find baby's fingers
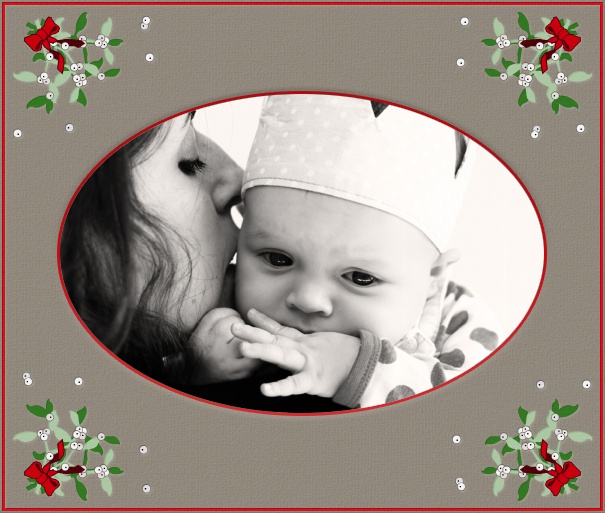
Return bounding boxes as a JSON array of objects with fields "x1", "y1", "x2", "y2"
[
  {"x1": 247, "y1": 309, "x2": 303, "y2": 340},
  {"x1": 232, "y1": 322, "x2": 295, "y2": 347},
  {"x1": 240, "y1": 341, "x2": 305, "y2": 372},
  {"x1": 260, "y1": 373, "x2": 315, "y2": 397}
]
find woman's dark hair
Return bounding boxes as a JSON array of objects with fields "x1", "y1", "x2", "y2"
[{"x1": 60, "y1": 122, "x2": 196, "y2": 383}]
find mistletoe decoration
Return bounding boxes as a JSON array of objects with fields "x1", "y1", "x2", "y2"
[
  {"x1": 483, "y1": 13, "x2": 591, "y2": 113},
  {"x1": 13, "y1": 399, "x2": 123, "y2": 500},
  {"x1": 14, "y1": 13, "x2": 122, "y2": 113},
  {"x1": 482, "y1": 399, "x2": 592, "y2": 501}
]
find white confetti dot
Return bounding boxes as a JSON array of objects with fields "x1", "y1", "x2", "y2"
[
  {"x1": 141, "y1": 23, "x2": 148, "y2": 30},
  {"x1": 74, "y1": 376, "x2": 83, "y2": 385},
  {"x1": 145, "y1": 53, "x2": 154, "y2": 62},
  {"x1": 452, "y1": 435, "x2": 461, "y2": 444},
  {"x1": 24, "y1": 378, "x2": 32, "y2": 386},
  {"x1": 66, "y1": 123, "x2": 74, "y2": 133},
  {"x1": 142, "y1": 16, "x2": 151, "y2": 24},
  {"x1": 140, "y1": 445, "x2": 148, "y2": 454},
  {"x1": 457, "y1": 483, "x2": 466, "y2": 491},
  {"x1": 456, "y1": 58, "x2": 465, "y2": 67},
  {"x1": 582, "y1": 380, "x2": 591, "y2": 388},
  {"x1": 13, "y1": 129, "x2": 22, "y2": 138},
  {"x1": 460, "y1": 17, "x2": 469, "y2": 26},
  {"x1": 536, "y1": 380, "x2": 544, "y2": 388},
  {"x1": 577, "y1": 124, "x2": 585, "y2": 133},
  {"x1": 142, "y1": 484, "x2": 151, "y2": 493}
]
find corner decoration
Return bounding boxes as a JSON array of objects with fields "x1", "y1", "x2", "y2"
[
  {"x1": 482, "y1": 399, "x2": 592, "y2": 501},
  {"x1": 14, "y1": 13, "x2": 122, "y2": 113},
  {"x1": 13, "y1": 399, "x2": 123, "y2": 500},
  {"x1": 483, "y1": 13, "x2": 591, "y2": 113}
]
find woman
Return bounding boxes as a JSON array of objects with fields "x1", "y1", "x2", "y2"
[{"x1": 60, "y1": 110, "x2": 346, "y2": 412}]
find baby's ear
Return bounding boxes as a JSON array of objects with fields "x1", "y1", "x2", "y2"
[{"x1": 427, "y1": 248, "x2": 460, "y2": 298}]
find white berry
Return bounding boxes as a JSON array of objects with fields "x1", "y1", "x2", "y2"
[
  {"x1": 557, "y1": 433, "x2": 565, "y2": 441},
  {"x1": 140, "y1": 445, "x2": 148, "y2": 454},
  {"x1": 552, "y1": 413, "x2": 559, "y2": 421},
  {"x1": 77, "y1": 443, "x2": 83, "y2": 450},
  {"x1": 460, "y1": 17, "x2": 469, "y2": 26},
  {"x1": 527, "y1": 63, "x2": 535, "y2": 71},
  {"x1": 522, "y1": 63, "x2": 528, "y2": 70},
  {"x1": 79, "y1": 471, "x2": 87, "y2": 478},
  {"x1": 536, "y1": 463, "x2": 544, "y2": 471},
  {"x1": 500, "y1": 433, "x2": 507, "y2": 440},
  {"x1": 452, "y1": 435, "x2": 461, "y2": 444},
  {"x1": 45, "y1": 53, "x2": 54, "y2": 61},
  {"x1": 45, "y1": 452, "x2": 53, "y2": 460},
  {"x1": 40, "y1": 72, "x2": 48, "y2": 80},
  {"x1": 500, "y1": 73, "x2": 507, "y2": 80},
  {"x1": 74, "y1": 377, "x2": 82, "y2": 385},
  {"x1": 141, "y1": 22, "x2": 149, "y2": 30},
  {"x1": 455, "y1": 477, "x2": 463, "y2": 484},
  {"x1": 536, "y1": 42, "x2": 544, "y2": 50},
  {"x1": 94, "y1": 39, "x2": 102, "y2": 47},
  {"x1": 98, "y1": 432, "x2": 105, "y2": 441},
  {"x1": 527, "y1": 442, "x2": 535, "y2": 450},
  {"x1": 519, "y1": 35, "x2": 526, "y2": 42},
  {"x1": 531, "y1": 131, "x2": 539, "y2": 139},
  {"x1": 552, "y1": 53, "x2": 559, "y2": 60},
  {"x1": 519, "y1": 471, "x2": 526, "y2": 478},
  {"x1": 503, "y1": 39, "x2": 510, "y2": 47},
  {"x1": 40, "y1": 433, "x2": 48, "y2": 441},
  {"x1": 98, "y1": 72, "x2": 105, "y2": 80},
  {"x1": 45, "y1": 413, "x2": 54, "y2": 421},
  {"x1": 456, "y1": 58, "x2": 465, "y2": 67},
  {"x1": 143, "y1": 484, "x2": 151, "y2": 493},
  {"x1": 552, "y1": 452, "x2": 559, "y2": 460},
  {"x1": 45, "y1": 91, "x2": 54, "y2": 100},
  {"x1": 14, "y1": 129, "x2": 23, "y2": 138},
  {"x1": 61, "y1": 42, "x2": 69, "y2": 50},
  {"x1": 70, "y1": 441, "x2": 78, "y2": 450},
  {"x1": 526, "y1": 431, "x2": 532, "y2": 438},
  {"x1": 551, "y1": 92, "x2": 559, "y2": 100},
  {"x1": 70, "y1": 63, "x2": 78, "y2": 72},
  {"x1": 61, "y1": 463, "x2": 69, "y2": 471},
  {"x1": 457, "y1": 482, "x2": 466, "y2": 491},
  {"x1": 145, "y1": 53, "x2": 154, "y2": 62},
  {"x1": 95, "y1": 466, "x2": 102, "y2": 474},
  {"x1": 582, "y1": 378, "x2": 590, "y2": 385}
]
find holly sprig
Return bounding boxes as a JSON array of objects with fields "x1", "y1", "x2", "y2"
[
  {"x1": 14, "y1": 13, "x2": 122, "y2": 113},
  {"x1": 482, "y1": 13, "x2": 591, "y2": 113},
  {"x1": 482, "y1": 399, "x2": 591, "y2": 501},
  {"x1": 13, "y1": 399, "x2": 123, "y2": 500}
]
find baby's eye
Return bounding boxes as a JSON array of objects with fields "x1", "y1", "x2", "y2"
[
  {"x1": 343, "y1": 271, "x2": 377, "y2": 287},
  {"x1": 261, "y1": 252, "x2": 293, "y2": 267}
]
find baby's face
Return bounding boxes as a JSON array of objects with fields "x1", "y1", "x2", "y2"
[{"x1": 235, "y1": 187, "x2": 439, "y2": 342}]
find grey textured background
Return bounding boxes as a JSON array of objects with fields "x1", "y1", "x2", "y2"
[{"x1": 2, "y1": 2, "x2": 602, "y2": 510}]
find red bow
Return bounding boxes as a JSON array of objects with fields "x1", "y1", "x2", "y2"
[
  {"x1": 520, "y1": 440, "x2": 581, "y2": 497},
  {"x1": 23, "y1": 17, "x2": 84, "y2": 73},
  {"x1": 23, "y1": 441, "x2": 84, "y2": 496},
  {"x1": 519, "y1": 17, "x2": 581, "y2": 72}
]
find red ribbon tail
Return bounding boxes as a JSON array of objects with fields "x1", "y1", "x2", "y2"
[
  {"x1": 52, "y1": 50, "x2": 65, "y2": 73},
  {"x1": 540, "y1": 51, "x2": 551, "y2": 72},
  {"x1": 546, "y1": 476, "x2": 562, "y2": 496}
]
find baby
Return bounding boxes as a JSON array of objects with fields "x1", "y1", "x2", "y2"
[{"x1": 194, "y1": 94, "x2": 501, "y2": 408}]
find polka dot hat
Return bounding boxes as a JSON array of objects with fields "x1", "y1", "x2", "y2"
[{"x1": 243, "y1": 94, "x2": 475, "y2": 251}]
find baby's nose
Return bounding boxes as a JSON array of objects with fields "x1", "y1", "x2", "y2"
[{"x1": 286, "y1": 282, "x2": 333, "y2": 316}]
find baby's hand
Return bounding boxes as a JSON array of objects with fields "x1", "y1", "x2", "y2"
[
  {"x1": 232, "y1": 309, "x2": 360, "y2": 398},
  {"x1": 189, "y1": 308, "x2": 262, "y2": 385}
]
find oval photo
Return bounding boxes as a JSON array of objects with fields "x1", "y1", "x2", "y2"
[{"x1": 59, "y1": 93, "x2": 545, "y2": 414}]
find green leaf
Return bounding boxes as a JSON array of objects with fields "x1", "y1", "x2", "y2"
[
  {"x1": 52, "y1": 426, "x2": 71, "y2": 444},
  {"x1": 534, "y1": 473, "x2": 549, "y2": 482},
  {"x1": 83, "y1": 449, "x2": 89, "y2": 467},
  {"x1": 559, "y1": 52, "x2": 572, "y2": 62},
  {"x1": 54, "y1": 486, "x2": 64, "y2": 497},
  {"x1": 485, "y1": 68, "x2": 501, "y2": 77},
  {"x1": 517, "y1": 450, "x2": 522, "y2": 467},
  {"x1": 557, "y1": 95, "x2": 579, "y2": 109},
  {"x1": 507, "y1": 63, "x2": 521, "y2": 75},
  {"x1": 482, "y1": 466, "x2": 497, "y2": 474},
  {"x1": 482, "y1": 38, "x2": 497, "y2": 46},
  {"x1": 104, "y1": 435, "x2": 120, "y2": 445},
  {"x1": 518, "y1": 479, "x2": 530, "y2": 501},
  {"x1": 534, "y1": 70, "x2": 553, "y2": 88},
  {"x1": 506, "y1": 437, "x2": 521, "y2": 450},
  {"x1": 104, "y1": 48, "x2": 114, "y2": 65},
  {"x1": 552, "y1": 99, "x2": 560, "y2": 114},
  {"x1": 74, "y1": 478, "x2": 88, "y2": 501},
  {"x1": 69, "y1": 87, "x2": 79, "y2": 103},
  {"x1": 568, "y1": 431, "x2": 592, "y2": 442},
  {"x1": 552, "y1": 400, "x2": 560, "y2": 414},
  {"x1": 517, "y1": 12, "x2": 531, "y2": 35},
  {"x1": 55, "y1": 472, "x2": 71, "y2": 482},
  {"x1": 13, "y1": 71, "x2": 38, "y2": 82},
  {"x1": 491, "y1": 448, "x2": 501, "y2": 465},
  {"x1": 518, "y1": 89, "x2": 528, "y2": 107},
  {"x1": 541, "y1": 488, "x2": 550, "y2": 496},
  {"x1": 84, "y1": 437, "x2": 98, "y2": 450},
  {"x1": 526, "y1": 87, "x2": 536, "y2": 103},
  {"x1": 84, "y1": 64, "x2": 98, "y2": 76},
  {"x1": 546, "y1": 411, "x2": 557, "y2": 428},
  {"x1": 526, "y1": 411, "x2": 536, "y2": 426},
  {"x1": 48, "y1": 83, "x2": 59, "y2": 102},
  {"x1": 568, "y1": 22, "x2": 579, "y2": 30},
  {"x1": 26, "y1": 96, "x2": 49, "y2": 109},
  {"x1": 54, "y1": 71, "x2": 71, "y2": 87},
  {"x1": 104, "y1": 448, "x2": 114, "y2": 465},
  {"x1": 493, "y1": 476, "x2": 505, "y2": 496},
  {"x1": 77, "y1": 89, "x2": 87, "y2": 107},
  {"x1": 26, "y1": 482, "x2": 37, "y2": 491},
  {"x1": 74, "y1": 12, "x2": 87, "y2": 35},
  {"x1": 90, "y1": 58, "x2": 103, "y2": 69},
  {"x1": 534, "y1": 427, "x2": 551, "y2": 443},
  {"x1": 26, "y1": 22, "x2": 36, "y2": 30},
  {"x1": 568, "y1": 71, "x2": 592, "y2": 82},
  {"x1": 502, "y1": 444, "x2": 515, "y2": 455},
  {"x1": 518, "y1": 407, "x2": 528, "y2": 424},
  {"x1": 558, "y1": 404, "x2": 579, "y2": 417},
  {"x1": 32, "y1": 53, "x2": 45, "y2": 62},
  {"x1": 101, "y1": 476, "x2": 113, "y2": 496},
  {"x1": 108, "y1": 38, "x2": 123, "y2": 46},
  {"x1": 493, "y1": 17, "x2": 505, "y2": 37},
  {"x1": 502, "y1": 57, "x2": 515, "y2": 68},
  {"x1": 45, "y1": 100, "x2": 53, "y2": 114},
  {"x1": 491, "y1": 48, "x2": 501, "y2": 65},
  {"x1": 13, "y1": 431, "x2": 37, "y2": 442},
  {"x1": 32, "y1": 450, "x2": 45, "y2": 460},
  {"x1": 109, "y1": 466, "x2": 124, "y2": 474},
  {"x1": 534, "y1": 31, "x2": 549, "y2": 40},
  {"x1": 70, "y1": 410, "x2": 79, "y2": 426},
  {"x1": 104, "y1": 68, "x2": 120, "y2": 77},
  {"x1": 560, "y1": 450, "x2": 572, "y2": 460},
  {"x1": 100, "y1": 17, "x2": 112, "y2": 37},
  {"x1": 485, "y1": 435, "x2": 500, "y2": 445},
  {"x1": 91, "y1": 443, "x2": 104, "y2": 455},
  {"x1": 83, "y1": 46, "x2": 89, "y2": 64},
  {"x1": 77, "y1": 407, "x2": 87, "y2": 424}
]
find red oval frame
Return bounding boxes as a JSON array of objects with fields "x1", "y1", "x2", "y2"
[{"x1": 56, "y1": 91, "x2": 548, "y2": 416}]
